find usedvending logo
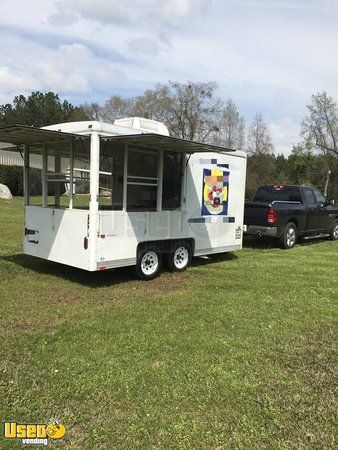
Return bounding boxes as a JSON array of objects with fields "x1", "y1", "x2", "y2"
[{"x1": 4, "y1": 419, "x2": 66, "y2": 446}]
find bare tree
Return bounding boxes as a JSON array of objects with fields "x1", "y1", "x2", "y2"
[
  {"x1": 100, "y1": 81, "x2": 223, "y2": 143},
  {"x1": 100, "y1": 95, "x2": 136, "y2": 122},
  {"x1": 133, "y1": 85, "x2": 173, "y2": 123},
  {"x1": 81, "y1": 102, "x2": 102, "y2": 120},
  {"x1": 247, "y1": 114, "x2": 274, "y2": 155},
  {"x1": 166, "y1": 81, "x2": 222, "y2": 142},
  {"x1": 302, "y1": 91, "x2": 338, "y2": 157},
  {"x1": 216, "y1": 99, "x2": 245, "y2": 150}
]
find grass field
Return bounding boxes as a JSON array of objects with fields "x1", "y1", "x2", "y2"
[{"x1": 0, "y1": 198, "x2": 337, "y2": 449}]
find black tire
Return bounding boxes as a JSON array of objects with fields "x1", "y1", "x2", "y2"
[
  {"x1": 279, "y1": 222, "x2": 297, "y2": 249},
  {"x1": 166, "y1": 241, "x2": 192, "y2": 272},
  {"x1": 135, "y1": 247, "x2": 162, "y2": 280},
  {"x1": 329, "y1": 219, "x2": 338, "y2": 241}
]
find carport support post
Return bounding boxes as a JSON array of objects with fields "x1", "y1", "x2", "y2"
[
  {"x1": 88, "y1": 132, "x2": 100, "y2": 271},
  {"x1": 23, "y1": 144, "x2": 29, "y2": 206}
]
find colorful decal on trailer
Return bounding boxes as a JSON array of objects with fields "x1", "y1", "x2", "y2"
[{"x1": 201, "y1": 168, "x2": 229, "y2": 216}]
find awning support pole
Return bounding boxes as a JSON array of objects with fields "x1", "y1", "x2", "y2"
[
  {"x1": 69, "y1": 141, "x2": 74, "y2": 209},
  {"x1": 88, "y1": 132, "x2": 100, "y2": 271},
  {"x1": 180, "y1": 153, "x2": 187, "y2": 230},
  {"x1": 157, "y1": 149, "x2": 163, "y2": 212},
  {"x1": 23, "y1": 144, "x2": 29, "y2": 206},
  {"x1": 55, "y1": 148, "x2": 61, "y2": 207},
  {"x1": 42, "y1": 145, "x2": 47, "y2": 207},
  {"x1": 123, "y1": 143, "x2": 128, "y2": 211}
]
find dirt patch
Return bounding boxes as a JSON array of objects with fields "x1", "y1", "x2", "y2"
[
  {"x1": 1, "y1": 320, "x2": 57, "y2": 335},
  {"x1": 115, "y1": 271, "x2": 195, "y2": 296},
  {"x1": 152, "y1": 360, "x2": 165, "y2": 369}
]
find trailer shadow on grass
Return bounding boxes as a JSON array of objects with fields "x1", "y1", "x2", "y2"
[{"x1": 0, "y1": 252, "x2": 238, "y2": 287}]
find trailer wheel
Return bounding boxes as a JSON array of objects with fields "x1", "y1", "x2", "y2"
[
  {"x1": 135, "y1": 248, "x2": 162, "y2": 280},
  {"x1": 167, "y1": 242, "x2": 192, "y2": 272},
  {"x1": 329, "y1": 219, "x2": 338, "y2": 240},
  {"x1": 280, "y1": 222, "x2": 297, "y2": 249}
]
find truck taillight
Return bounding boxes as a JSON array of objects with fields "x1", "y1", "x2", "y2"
[{"x1": 267, "y1": 209, "x2": 277, "y2": 224}]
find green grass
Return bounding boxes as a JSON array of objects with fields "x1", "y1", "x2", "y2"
[{"x1": 0, "y1": 198, "x2": 337, "y2": 449}]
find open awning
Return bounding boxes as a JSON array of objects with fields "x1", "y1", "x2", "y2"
[
  {"x1": 0, "y1": 125, "x2": 88, "y2": 147},
  {"x1": 101, "y1": 133, "x2": 235, "y2": 154},
  {"x1": 0, "y1": 126, "x2": 236, "y2": 153}
]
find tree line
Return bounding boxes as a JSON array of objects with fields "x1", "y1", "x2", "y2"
[{"x1": 0, "y1": 84, "x2": 337, "y2": 199}]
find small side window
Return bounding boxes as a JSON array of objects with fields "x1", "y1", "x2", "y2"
[
  {"x1": 313, "y1": 189, "x2": 326, "y2": 206},
  {"x1": 286, "y1": 187, "x2": 302, "y2": 203},
  {"x1": 303, "y1": 188, "x2": 316, "y2": 207}
]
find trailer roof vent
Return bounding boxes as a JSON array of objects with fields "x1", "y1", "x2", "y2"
[{"x1": 113, "y1": 117, "x2": 170, "y2": 136}]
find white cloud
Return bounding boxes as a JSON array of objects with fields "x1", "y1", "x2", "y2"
[
  {"x1": 270, "y1": 117, "x2": 301, "y2": 155},
  {"x1": 0, "y1": 66, "x2": 39, "y2": 95},
  {"x1": 126, "y1": 36, "x2": 160, "y2": 55},
  {"x1": 48, "y1": 12, "x2": 77, "y2": 27},
  {"x1": 49, "y1": 0, "x2": 134, "y2": 26},
  {"x1": 155, "y1": 0, "x2": 213, "y2": 21},
  {"x1": 48, "y1": 0, "x2": 214, "y2": 31},
  {"x1": 0, "y1": 35, "x2": 127, "y2": 104},
  {"x1": 35, "y1": 62, "x2": 89, "y2": 92}
]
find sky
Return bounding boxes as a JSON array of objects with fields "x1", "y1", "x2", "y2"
[{"x1": 0, "y1": 0, "x2": 337, "y2": 154}]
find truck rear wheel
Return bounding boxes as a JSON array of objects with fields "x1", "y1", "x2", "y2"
[
  {"x1": 329, "y1": 219, "x2": 338, "y2": 240},
  {"x1": 166, "y1": 242, "x2": 192, "y2": 272},
  {"x1": 280, "y1": 222, "x2": 297, "y2": 249},
  {"x1": 135, "y1": 248, "x2": 162, "y2": 280}
]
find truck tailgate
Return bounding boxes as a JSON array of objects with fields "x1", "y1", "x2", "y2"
[{"x1": 244, "y1": 201, "x2": 270, "y2": 226}]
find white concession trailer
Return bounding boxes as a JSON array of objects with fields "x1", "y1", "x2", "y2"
[{"x1": 0, "y1": 119, "x2": 247, "y2": 279}]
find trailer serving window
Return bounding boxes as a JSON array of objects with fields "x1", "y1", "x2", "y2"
[
  {"x1": 25, "y1": 145, "x2": 43, "y2": 206},
  {"x1": 24, "y1": 140, "x2": 90, "y2": 209},
  {"x1": 98, "y1": 140, "x2": 183, "y2": 212},
  {"x1": 162, "y1": 151, "x2": 183, "y2": 210},
  {"x1": 127, "y1": 148, "x2": 159, "y2": 211},
  {"x1": 43, "y1": 143, "x2": 71, "y2": 207},
  {"x1": 99, "y1": 142, "x2": 124, "y2": 210},
  {"x1": 18, "y1": 143, "x2": 69, "y2": 207}
]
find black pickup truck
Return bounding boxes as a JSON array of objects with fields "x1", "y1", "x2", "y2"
[{"x1": 244, "y1": 185, "x2": 338, "y2": 248}]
